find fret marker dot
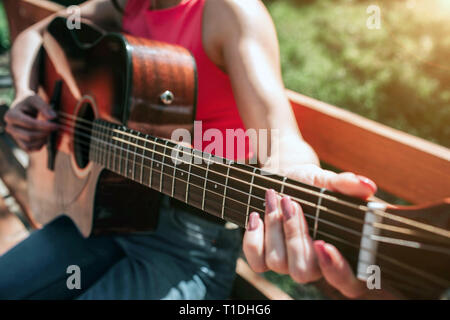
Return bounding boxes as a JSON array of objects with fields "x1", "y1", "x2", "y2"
[{"x1": 214, "y1": 184, "x2": 217, "y2": 189}]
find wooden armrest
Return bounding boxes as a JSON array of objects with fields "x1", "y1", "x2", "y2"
[{"x1": 289, "y1": 89, "x2": 450, "y2": 204}]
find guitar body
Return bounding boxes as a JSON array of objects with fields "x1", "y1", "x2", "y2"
[{"x1": 28, "y1": 18, "x2": 197, "y2": 236}]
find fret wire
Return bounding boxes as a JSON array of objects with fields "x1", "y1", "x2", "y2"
[
  {"x1": 140, "y1": 134, "x2": 147, "y2": 185},
  {"x1": 102, "y1": 124, "x2": 109, "y2": 166},
  {"x1": 280, "y1": 176, "x2": 287, "y2": 194},
  {"x1": 150, "y1": 137, "x2": 157, "y2": 188},
  {"x1": 96, "y1": 124, "x2": 102, "y2": 165},
  {"x1": 246, "y1": 167, "x2": 257, "y2": 228},
  {"x1": 160, "y1": 140, "x2": 169, "y2": 192},
  {"x1": 132, "y1": 131, "x2": 139, "y2": 181},
  {"x1": 96, "y1": 124, "x2": 102, "y2": 164},
  {"x1": 105, "y1": 123, "x2": 111, "y2": 169},
  {"x1": 185, "y1": 148, "x2": 193, "y2": 204},
  {"x1": 171, "y1": 145, "x2": 178, "y2": 198},
  {"x1": 201, "y1": 154, "x2": 212, "y2": 211},
  {"x1": 313, "y1": 188, "x2": 326, "y2": 239},
  {"x1": 102, "y1": 124, "x2": 108, "y2": 167},
  {"x1": 124, "y1": 130, "x2": 131, "y2": 178},
  {"x1": 221, "y1": 164, "x2": 231, "y2": 220},
  {"x1": 96, "y1": 124, "x2": 101, "y2": 163},
  {"x1": 111, "y1": 127, "x2": 117, "y2": 171},
  {"x1": 118, "y1": 127, "x2": 123, "y2": 175}
]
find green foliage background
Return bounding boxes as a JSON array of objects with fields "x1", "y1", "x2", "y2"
[{"x1": 265, "y1": 0, "x2": 450, "y2": 148}]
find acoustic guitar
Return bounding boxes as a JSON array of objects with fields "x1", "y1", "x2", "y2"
[{"x1": 28, "y1": 17, "x2": 449, "y2": 299}]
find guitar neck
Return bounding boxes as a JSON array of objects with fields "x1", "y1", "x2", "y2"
[{"x1": 88, "y1": 120, "x2": 368, "y2": 231}]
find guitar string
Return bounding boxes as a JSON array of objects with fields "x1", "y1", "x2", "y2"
[
  {"x1": 315, "y1": 229, "x2": 449, "y2": 289},
  {"x1": 55, "y1": 118, "x2": 450, "y2": 256},
  {"x1": 56, "y1": 113, "x2": 450, "y2": 243},
  {"x1": 52, "y1": 121, "x2": 450, "y2": 289},
  {"x1": 57, "y1": 111, "x2": 450, "y2": 239},
  {"x1": 53, "y1": 130, "x2": 450, "y2": 291},
  {"x1": 56, "y1": 115, "x2": 450, "y2": 246}
]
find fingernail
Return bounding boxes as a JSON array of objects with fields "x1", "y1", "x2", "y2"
[
  {"x1": 248, "y1": 212, "x2": 259, "y2": 231},
  {"x1": 356, "y1": 175, "x2": 377, "y2": 193},
  {"x1": 265, "y1": 189, "x2": 277, "y2": 214},
  {"x1": 281, "y1": 196, "x2": 294, "y2": 221},
  {"x1": 315, "y1": 241, "x2": 332, "y2": 265}
]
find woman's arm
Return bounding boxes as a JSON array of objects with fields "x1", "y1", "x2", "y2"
[
  {"x1": 7, "y1": 0, "x2": 126, "y2": 151},
  {"x1": 204, "y1": 0, "x2": 392, "y2": 299}
]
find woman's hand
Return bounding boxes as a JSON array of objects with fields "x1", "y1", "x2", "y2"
[
  {"x1": 5, "y1": 91, "x2": 58, "y2": 152},
  {"x1": 242, "y1": 164, "x2": 395, "y2": 299}
]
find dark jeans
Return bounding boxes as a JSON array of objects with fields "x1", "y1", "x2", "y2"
[{"x1": 0, "y1": 196, "x2": 242, "y2": 299}]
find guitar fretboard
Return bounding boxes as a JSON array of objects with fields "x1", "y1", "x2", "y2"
[{"x1": 88, "y1": 120, "x2": 367, "y2": 234}]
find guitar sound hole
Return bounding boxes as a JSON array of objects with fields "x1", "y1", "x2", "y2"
[{"x1": 74, "y1": 102, "x2": 94, "y2": 169}]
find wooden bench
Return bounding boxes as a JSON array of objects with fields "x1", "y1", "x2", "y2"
[{"x1": 2, "y1": 0, "x2": 449, "y2": 300}]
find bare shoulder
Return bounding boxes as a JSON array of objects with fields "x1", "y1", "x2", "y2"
[
  {"x1": 204, "y1": 0, "x2": 274, "y2": 36},
  {"x1": 202, "y1": 0, "x2": 277, "y2": 70}
]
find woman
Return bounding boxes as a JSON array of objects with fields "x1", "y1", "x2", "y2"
[{"x1": 2, "y1": 0, "x2": 387, "y2": 299}]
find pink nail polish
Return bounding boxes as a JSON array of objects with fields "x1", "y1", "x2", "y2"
[
  {"x1": 265, "y1": 189, "x2": 277, "y2": 213},
  {"x1": 248, "y1": 212, "x2": 259, "y2": 231},
  {"x1": 281, "y1": 196, "x2": 293, "y2": 220},
  {"x1": 356, "y1": 175, "x2": 377, "y2": 193},
  {"x1": 315, "y1": 241, "x2": 332, "y2": 265}
]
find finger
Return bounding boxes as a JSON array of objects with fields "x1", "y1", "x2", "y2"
[
  {"x1": 28, "y1": 95, "x2": 57, "y2": 120},
  {"x1": 6, "y1": 124, "x2": 51, "y2": 143},
  {"x1": 314, "y1": 240, "x2": 366, "y2": 298},
  {"x1": 264, "y1": 189, "x2": 288, "y2": 274},
  {"x1": 243, "y1": 212, "x2": 268, "y2": 273},
  {"x1": 5, "y1": 110, "x2": 59, "y2": 132},
  {"x1": 282, "y1": 199, "x2": 321, "y2": 283},
  {"x1": 329, "y1": 172, "x2": 377, "y2": 199},
  {"x1": 16, "y1": 138, "x2": 47, "y2": 152},
  {"x1": 285, "y1": 165, "x2": 377, "y2": 200}
]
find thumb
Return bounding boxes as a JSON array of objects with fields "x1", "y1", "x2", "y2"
[
  {"x1": 284, "y1": 165, "x2": 377, "y2": 200},
  {"x1": 28, "y1": 95, "x2": 57, "y2": 120},
  {"x1": 329, "y1": 172, "x2": 377, "y2": 199}
]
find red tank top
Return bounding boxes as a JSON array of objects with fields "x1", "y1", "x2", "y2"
[{"x1": 122, "y1": 0, "x2": 251, "y2": 160}]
